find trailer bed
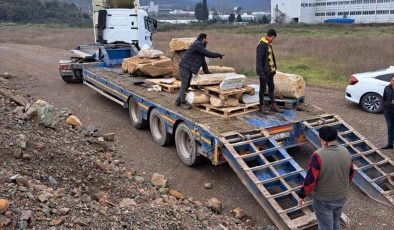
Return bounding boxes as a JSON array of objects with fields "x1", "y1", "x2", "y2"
[
  {"x1": 88, "y1": 67, "x2": 324, "y2": 135},
  {"x1": 82, "y1": 66, "x2": 394, "y2": 230}
]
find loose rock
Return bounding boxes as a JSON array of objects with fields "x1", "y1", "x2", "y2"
[
  {"x1": 231, "y1": 207, "x2": 246, "y2": 219},
  {"x1": 103, "y1": 133, "x2": 116, "y2": 141},
  {"x1": 204, "y1": 182, "x2": 212, "y2": 189},
  {"x1": 119, "y1": 198, "x2": 136, "y2": 208},
  {"x1": 19, "y1": 210, "x2": 33, "y2": 221},
  {"x1": 207, "y1": 198, "x2": 222, "y2": 213},
  {"x1": 168, "y1": 189, "x2": 184, "y2": 200},
  {"x1": 151, "y1": 173, "x2": 167, "y2": 188},
  {"x1": 66, "y1": 115, "x2": 82, "y2": 127}
]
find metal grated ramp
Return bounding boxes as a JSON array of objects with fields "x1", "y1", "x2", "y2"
[
  {"x1": 219, "y1": 131, "x2": 319, "y2": 230},
  {"x1": 303, "y1": 114, "x2": 394, "y2": 207}
]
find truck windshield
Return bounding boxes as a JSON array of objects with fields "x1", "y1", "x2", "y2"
[{"x1": 144, "y1": 16, "x2": 157, "y2": 33}]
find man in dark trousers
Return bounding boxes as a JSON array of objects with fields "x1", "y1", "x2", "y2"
[
  {"x1": 256, "y1": 29, "x2": 284, "y2": 114},
  {"x1": 297, "y1": 126, "x2": 354, "y2": 230},
  {"x1": 382, "y1": 75, "x2": 394, "y2": 149},
  {"x1": 175, "y1": 33, "x2": 224, "y2": 109}
]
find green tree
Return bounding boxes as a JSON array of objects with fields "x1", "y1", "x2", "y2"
[
  {"x1": 228, "y1": 13, "x2": 235, "y2": 23},
  {"x1": 194, "y1": 2, "x2": 205, "y2": 21},
  {"x1": 236, "y1": 14, "x2": 242, "y2": 22},
  {"x1": 202, "y1": 0, "x2": 209, "y2": 21},
  {"x1": 261, "y1": 15, "x2": 269, "y2": 24}
]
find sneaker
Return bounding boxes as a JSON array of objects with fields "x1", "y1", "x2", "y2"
[
  {"x1": 381, "y1": 144, "x2": 393, "y2": 149},
  {"x1": 181, "y1": 103, "x2": 192, "y2": 110},
  {"x1": 175, "y1": 101, "x2": 181, "y2": 107}
]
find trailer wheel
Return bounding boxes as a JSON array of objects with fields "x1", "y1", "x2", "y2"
[
  {"x1": 175, "y1": 122, "x2": 199, "y2": 166},
  {"x1": 128, "y1": 98, "x2": 148, "y2": 129},
  {"x1": 149, "y1": 109, "x2": 172, "y2": 146}
]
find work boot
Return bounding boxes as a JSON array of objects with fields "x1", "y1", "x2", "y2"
[
  {"x1": 181, "y1": 103, "x2": 192, "y2": 110},
  {"x1": 260, "y1": 104, "x2": 269, "y2": 115},
  {"x1": 0, "y1": 199, "x2": 9, "y2": 214},
  {"x1": 271, "y1": 103, "x2": 285, "y2": 113},
  {"x1": 381, "y1": 144, "x2": 393, "y2": 149}
]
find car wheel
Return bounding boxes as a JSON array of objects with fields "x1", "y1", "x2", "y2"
[{"x1": 361, "y1": 93, "x2": 383, "y2": 114}]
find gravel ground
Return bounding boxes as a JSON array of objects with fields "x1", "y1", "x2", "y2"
[
  {"x1": 0, "y1": 42, "x2": 393, "y2": 229},
  {"x1": 0, "y1": 78, "x2": 257, "y2": 230}
]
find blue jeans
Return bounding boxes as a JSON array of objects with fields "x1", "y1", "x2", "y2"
[
  {"x1": 312, "y1": 198, "x2": 346, "y2": 230},
  {"x1": 384, "y1": 111, "x2": 394, "y2": 145}
]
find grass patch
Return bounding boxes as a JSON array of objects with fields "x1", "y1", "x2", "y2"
[
  {"x1": 278, "y1": 58, "x2": 347, "y2": 88},
  {"x1": 232, "y1": 24, "x2": 394, "y2": 38}
]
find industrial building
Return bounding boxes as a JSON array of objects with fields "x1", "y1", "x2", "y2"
[{"x1": 271, "y1": 0, "x2": 394, "y2": 24}]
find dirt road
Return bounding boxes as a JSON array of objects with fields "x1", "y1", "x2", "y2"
[{"x1": 0, "y1": 43, "x2": 392, "y2": 229}]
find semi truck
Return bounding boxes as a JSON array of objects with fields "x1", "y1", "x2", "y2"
[{"x1": 59, "y1": 1, "x2": 394, "y2": 229}]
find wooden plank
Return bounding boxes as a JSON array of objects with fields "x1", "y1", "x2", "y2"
[
  {"x1": 145, "y1": 78, "x2": 181, "y2": 93},
  {"x1": 197, "y1": 103, "x2": 259, "y2": 118},
  {"x1": 70, "y1": 50, "x2": 94, "y2": 59},
  {"x1": 0, "y1": 89, "x2": 28, "y2": 106},
  {"x1": 203, "y1": 85, "x2": 254, "y2": 100}
]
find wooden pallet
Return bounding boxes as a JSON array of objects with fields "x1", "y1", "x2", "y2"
[
  {"x1": 146, "y1": 78, "x2": 181, "y2": 93},
  {"x1": 197, "y1": 103, "x2": 259, "y2": 118},
  {"x1": 202, "y1": 85, "x2": 255, "y2": 100},
  {"x1": 265, "y1": 96, "x2": 305, "y2": 109}
]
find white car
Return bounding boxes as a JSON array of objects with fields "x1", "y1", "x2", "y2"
[{"x1": 346, "y1": 66, "x2": 394, "y2": 113}]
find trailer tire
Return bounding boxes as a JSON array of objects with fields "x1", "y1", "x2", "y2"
[
  {"x1": 149, "y1": 109, "x2": 172, "y2": 146},
  {"x1": 128, "y1": 98, "x2": 148, "y2": 129},
  {"x1": 175, "y1": 122, "x2": 199, "y2": 166}
]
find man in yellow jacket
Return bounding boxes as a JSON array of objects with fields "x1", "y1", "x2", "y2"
[{"x1": 256, "y1": 29, "x2": 284, "y2": 114}]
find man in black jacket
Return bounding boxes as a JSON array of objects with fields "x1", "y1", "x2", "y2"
[
  {"x1": 175, "y1": 33, "x2": 224, "y2": 109},
  {"x1": 256, "y1": 29, "x2": 284, "y2": 114},
  {"x1": 382, "y1": 75, "x2": 394, "y2": 149}
]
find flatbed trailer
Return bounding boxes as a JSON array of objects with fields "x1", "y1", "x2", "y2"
[{"x1": 77, "y1": 60, "x2": 394, "y2": 229}]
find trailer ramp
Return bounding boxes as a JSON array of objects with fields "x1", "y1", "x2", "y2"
[
  {"x1": 303, "y1": 115, "x2": 394, "y2": 207},
  {"x1": 219, "y1": 131, "x2": 318, "y2": 230}
]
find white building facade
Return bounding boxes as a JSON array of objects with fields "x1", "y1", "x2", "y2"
[{"x1": 271, "y1": 0, "x2": 394, "y2": 23}]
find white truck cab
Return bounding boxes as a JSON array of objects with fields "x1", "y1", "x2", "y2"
[{"x1": 93, "y1": 0, "x2": 156, "y2": 49}]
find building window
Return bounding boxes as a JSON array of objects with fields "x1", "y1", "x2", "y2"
[
  {"x1": 339, "y1": 1, "x2": 350, "y2": 5},
  {"x1": 351, "y1": 0, "x2": 363, "y2": 4},
  {"x1": 363, "y1": 10, "x2": 376, "y2": 15},
  {"x1": 326, "y1": 12, "x2": 336, "y2": 16},
  {"x1": 315, "y1": 12, "x2": 326, "y2": 16},
  {"x1": 350, "y1": 11, "x2": 362, "y2": 15},
  {"x1": 338, "y1": 11, "x2": 350, "y2": 15},
  {"x1": 363, "y1": 0, "x2": 377, "y2": 3},
  {"x1": 316, "y1": 2, "x2": 327, "y2": 6},
  {"x1": 376, "y1": 0, "x2": 390, "y2": 2},
  {"x1": 376, "y1": 10, "x2": 390, "y2": 14},
  {"x1": 327, "y1": 1, "x2": 338, "y2": 5}
]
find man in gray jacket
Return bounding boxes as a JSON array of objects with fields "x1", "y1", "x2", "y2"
[
  {"x1": 175, "y1": 33, "x2": 224, "y2": 109},
  {"x1": 297, "y1": 126, "x2": 354, "y2": 230}
]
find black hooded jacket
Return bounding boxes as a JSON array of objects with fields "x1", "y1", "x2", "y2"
[
  {"x1": 179, "y1": 39, "x2": 222, "y2": 74},
  {"x1": 256, "y1": 39, "x2": 277, "y2": 77},
  {"x1": 383, "y1": 84, "x2": 394, "y2": 113}
]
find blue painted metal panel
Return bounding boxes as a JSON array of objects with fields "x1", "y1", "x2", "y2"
[{"x1": 243, "y1": 110, "x2": 297, "y2": 129}]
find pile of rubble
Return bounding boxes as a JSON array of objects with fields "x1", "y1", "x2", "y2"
[{"x1": 0, "y1": 74, "x2": 276, "y2": 229}]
